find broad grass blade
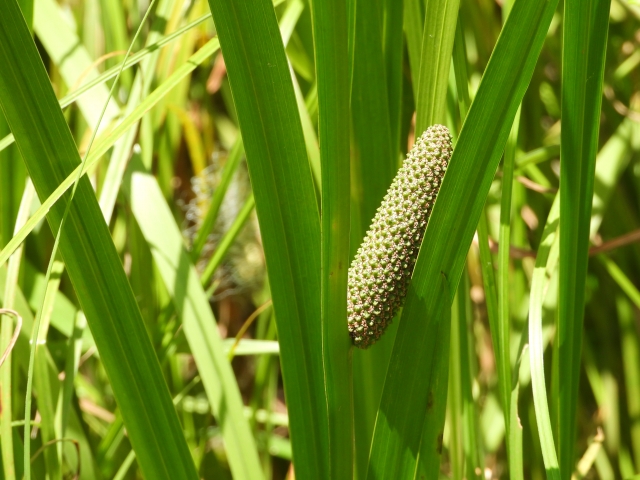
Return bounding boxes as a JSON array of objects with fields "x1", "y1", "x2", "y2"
[
  {"x1": 309, "y1": 0, "x2": 353, "y2": 477},
  {"x1": 367, "y1": 0, "x2": 558, "y2": 476},
  {"x1": 123, "y1": 159, "x2": 263, "y2": 480},
  {"x1": 0, "y1": 3, "x2": 198, "y2": 478},
  {"x1": 557, "y1": 0, "x2": 611, "y2": 475},
  {"x1": 415, "y1": 0, "x2": 461, "y2": 131},
  {"x1": 204, "y1": 0, "x2": 328, "y2": 476}
]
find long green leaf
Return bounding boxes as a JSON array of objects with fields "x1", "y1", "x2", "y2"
[
  {"x1": 351, "y1": 0, "x2": 395, "y2": 227},
  {"x1": 499, "y1": 110, "x2": 523, "y2": 478},
  {"x1": 97, "y1": 0, "x2": 176, "y2": 224},
  {"x1": 459, "y1": 272, "x2": 484, "y2": 478},
  {"x1": 0, "y1": 180, "x2": 33, "y2": 480},
  {"x1": 383, "y1": 0, "x2": 404, "y2": 155},
  {"x1": 204, "y1": 0, "x2": 327, "y2": 477},
  {"x1": 412, "y1": 0, "x2": 462, "y2": 473},
  {"x1": 0, "y1": 13, "x2": 214, "y2": 156},
  {"x1": 309, "y1": 0, "x2": 353, "y2": 476},
  {"x1": 349, "y1": 0, "x2": 400, "y2": 475},
  {"x1": 415, "y1": 0, "x2": 461, "y2": 131},
  {"x1": 34, "y1": 0, "x2": 120, "y2": 131},
  {"x1": 529, "y1": 197, "x2": 561, "y2": 480},
  {"x1": 123, "y1": 158, "x2": 263, "y2": 480},
  {"x1": 367, "y1": 0, "x2": 558, "y2": 476},
  {"x1": 0, "y1": 37, "x2": 221, "y2": 269},
  {"x1": 200, "y1": 193, "x2": 256, "y2": 286},
  {"x1": 193, "y1": 0, "x2": 304, "y2": 263},
  {"x1": 403, "y1": 0, "x2": 424, "y2": 97},
  {"x1": 615, "y1": 294, "x2": 640, "y2": 469},
  {"x1": 0, "y1": 2, "x2": 197, "y2": 478},
  {"x1": 0, "y1": 268, "x2": 98, "y2": 480},
  {"x1": 529, "y1": 103, "x2": 640, "y2": 480},
  {"x1": 30, "y1": 254, "x2": 65, "y2": 480},
  {"x1": 453, "y1": 36, "x2": 491, "y2": 475},
  {"x1": 557, "y1": 0, "x2": 611, "y2": 475},
  {"x1": 590, "y1": 118, "x2": 640, "y2": 236},
  {"x1": 191, "y1": 138, "x2": 244, "y2": 260}
]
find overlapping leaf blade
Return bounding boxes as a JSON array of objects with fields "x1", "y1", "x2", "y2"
[
  {"x1": 367, "y1": 0, "x2": 558, "y2": 476},
  {"x1": 309, "y1": 0, "x2": 353, "y2": 476},
  {"x1": 0, "y1": 2, "x2": 198, "y2": 478},
  {"x1": 204, "y1": 0, "x2": 328, "y2": 476}
]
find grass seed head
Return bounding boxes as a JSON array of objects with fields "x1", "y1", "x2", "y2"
[{"x1": 347, "y1": 124, "x2": 452, "y2": 348}]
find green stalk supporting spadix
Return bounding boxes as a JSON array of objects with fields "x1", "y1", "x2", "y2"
[{"x1": 347, "y1": 124, "x2": 452, "y2": 348}]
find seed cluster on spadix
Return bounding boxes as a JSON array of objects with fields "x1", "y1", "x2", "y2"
[{"x1": 347, "y1": 124, "x2": 452, "y2": 348}]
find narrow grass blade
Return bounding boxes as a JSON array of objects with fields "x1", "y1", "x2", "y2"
[
  {"x1": 97, "y1": 0, "x2": 177, "y2": 224},
  {"x1": 367, "y1": 0, "x2": 558, "y2": 475},
  {"x1": 476, "y1": 213, "x2": 499, "y2": 347},
  {"x1": 494, "y1": 12, "x2": 522, "y2": 469},
  {"x1": 590, "y1": 117, "x2": 640, "y2": 236},
  {"x1": 453, "y1": 37, "x2": 493, "y2": 474},
  {"x1": 0, "y1": 2, "x2": 198, "y2": 478},
  {"x1": 515, "y1": 145, "x2": 560, "y2": 169},
  {"x1": 349, "y1": 1, "x2": 398, "y2": 476},
  {"x1": 499, "y1": 111, "x2": 523, "y2": 478},
  {"x1": 452, "y1": 16, "x2": 470, "y2": 118},
  {"x1": 201, "y1": 193, "x2": 255, "y2": 286},
  {"x1": 557, "y1": 0, "x2": 611, "y2": 475},
  {"x1": 459, "y1": 272, "x2": 484, "y2": 478},
  {"x1": 383, "y1": 0, "x2": 404, "y2": 154},
  {"x1": 123, "y1": 158, "x2": 264, "y2": 480},
  {"x1": 204, "y1": 0, "x2": 327, "y2": 476},
  {"x1": 113, "y1": 451, "x2": 137, "y2": 480},
  {"x1": 97, "y1": 0, "x2": 130, "y2": 84},
  {"x1": 55, "y1": 311, "x2": 86, "y2": 441},
  {"x1": 529, "y1": 99, "x2": 637, "y2": 479},
  {"x1": 616, "y1": 295, "x2": 640, "y2": 469},
  {"x1": 31, "y1": 254, "x2": 65, "y2": 480},
  {"x1": 34, "y1": 0, "x2": 120, "y2": 131},
  {"x1": 600, "y1": 257, "x2": 640, "y2": 309},
  {"x1": 415, "y1": 0, "x2": 461, "y2": 131},
  {"x1": 403, "y1": 0, "x2": 424, "y2": 97},
  {"x1": 529, "y1": 196, "x2": 561, "y2": 480},
  {"x1": 224, "y1": 338, "x2": 279, "y2": 356},
  {"x1": 0, "y1": 37, "x2": 221, "y2": 269},
  {"x1": 574, "y1": 431, "x2": 605, "y2": 479},
  {"x1": 0, "y1": 180, "x2": 33, "y2": 480},
  {"x1": 310, "y1": 0, "x2": 353, "y2": 476},
  {"x1": 0, "y1": 13, "x2": 214, "y2": 156},
  {"x1": 351, "y1": 0, "x2": 395, "y2": 226},
  {"x1": 191, "y1": 138, "x2": 244, "y2": 260},
  {"x1": 291, "y1": 66, "x2": 322, "y2": 193},
  {"x1": 447, "y1": 287, "x2": 465, "y2": 478}
]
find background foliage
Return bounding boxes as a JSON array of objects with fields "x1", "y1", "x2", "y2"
[{"x1": 1, "y1": 0, "x2": 640, "y2": 478}]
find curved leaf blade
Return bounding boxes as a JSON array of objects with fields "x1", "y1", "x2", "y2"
[
  {"x1": 0, "y1": 3, "x2": 198, "y2": 479},
  {"x1": 204, "y1": 0, "x2": 327, "y2": 477},
  {"x1": 367, "y1": 0, "x2": 558, "y2": 476}
]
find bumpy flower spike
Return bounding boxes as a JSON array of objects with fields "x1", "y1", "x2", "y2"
[{"x1": 347, "y1": 124, "x2": 452, "y2": 348}]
